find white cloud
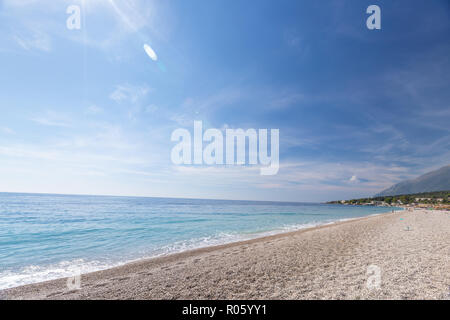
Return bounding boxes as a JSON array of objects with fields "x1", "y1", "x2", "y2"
[
  {"x1": 2, "y1": 0, "x2": 170, "y2": 54},
  {"x1": 2, "y1": 0, "x2": 40, "y2": 7},
  {"x1": 85, "y1": 105, "x2": 103, "y2": 115},
  {"x1": 12, "y1": 32, "x2": 51, "y2": 52},
  {"x1": 107, "y1": 0, "x2": 150, "y2": 33},
  {"x1": 110, "y1": 84, "x2": 150, "y2": 103},
  {"x1": 31, "y1": 111, "x2": 72, "y2": 127},
  {"x1": 0, "y1": 127, "x2": 15, "y2": 135},
  {"x1": 109, "y1": 84, "x2": 153, "y2": 121},
  {"x1": 269, "y1": 92, "x2": 305, "y2": 109}
]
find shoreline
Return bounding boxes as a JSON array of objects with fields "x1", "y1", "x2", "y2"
[
  {"x1": 0, "y1": 209, "x2": 396, "y2": 291},
  {"x1": 2, "y1": 208, "x2": 448, "y2": 299}
]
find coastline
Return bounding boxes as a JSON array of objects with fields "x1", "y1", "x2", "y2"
[
  {"x1": 0, "y1": 206, "x2": 394, "y2": 290},
  {"x1": 2, "y1": 208, "x2": 448, "y2": 300}
]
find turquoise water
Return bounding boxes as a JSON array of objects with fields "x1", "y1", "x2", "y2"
[{"x1": 0, "y1": 192, "x2": 393, "y2": 289}]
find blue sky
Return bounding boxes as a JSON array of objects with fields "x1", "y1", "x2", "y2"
[{"x1": 0, "y1": 0, "x2": 449, "y2": 202}]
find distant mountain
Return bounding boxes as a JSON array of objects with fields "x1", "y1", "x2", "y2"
[{"x1": 375, "y1": 165, "x2": 450, "y2": 196}]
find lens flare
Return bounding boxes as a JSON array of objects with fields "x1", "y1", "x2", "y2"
[{"x1": 143, "y1": 44, "x2": 158, "y2": 61}]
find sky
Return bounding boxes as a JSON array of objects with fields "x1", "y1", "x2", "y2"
[{"x1": 0, "y1": 0, "x2": 449, "y2": 202}]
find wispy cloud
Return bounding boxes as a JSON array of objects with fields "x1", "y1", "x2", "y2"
[
  {"x1": 110, "y1": 84, "x2": 150, "y2": 103},
  {"x1": 12, "y1": 31, "x2": 51, "y2": 52},
  {"x1": 31, "y1": 111, "x2": 73, "y2": 128},
  {"x1": 1, "y1": 0, "x2": 169, "y2": 54},
  {"x1": 0, "y1": 1, "x2": 448, "y2": 201},
  {"x1": 268, "y1": 92, "x2": 305, "y2": 109},
  {"x1": 85, "y1": 105, "x2": 103, "y2": 115},
  {"x1": 0, "y1": 127, "x2": 15, "y2": 135},
  {"x1": 106, "y1": 0, "x2": 151, "y2": 33}
]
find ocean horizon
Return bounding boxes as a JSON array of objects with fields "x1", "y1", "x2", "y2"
[{"x1": 0, "y1": 192, "x2": 394, "y2": 290}]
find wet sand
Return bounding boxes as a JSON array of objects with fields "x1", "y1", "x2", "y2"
[{"x1": 2, "y1": 209, "x2": 449, "y2": 300}]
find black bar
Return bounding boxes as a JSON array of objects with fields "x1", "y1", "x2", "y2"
[{"x1": 0, "y1": 300, "x2": 444, "y2": 319}]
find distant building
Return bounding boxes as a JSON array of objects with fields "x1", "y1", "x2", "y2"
[{"x1": 415, "y1": 198, "x2": 432, "y2": 202}]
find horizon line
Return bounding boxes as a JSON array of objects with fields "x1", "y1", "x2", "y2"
[{"x1": 0, "y1": 190, "x2": 324, "y2": 205}]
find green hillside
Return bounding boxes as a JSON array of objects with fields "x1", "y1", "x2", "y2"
[{"x1": 328, "y1": 190, "x2": 450, "y2": 205}]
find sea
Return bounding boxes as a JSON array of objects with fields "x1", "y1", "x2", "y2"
[{"x1": 0, "y1": 192, "x2": 393, "y2": 289}]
